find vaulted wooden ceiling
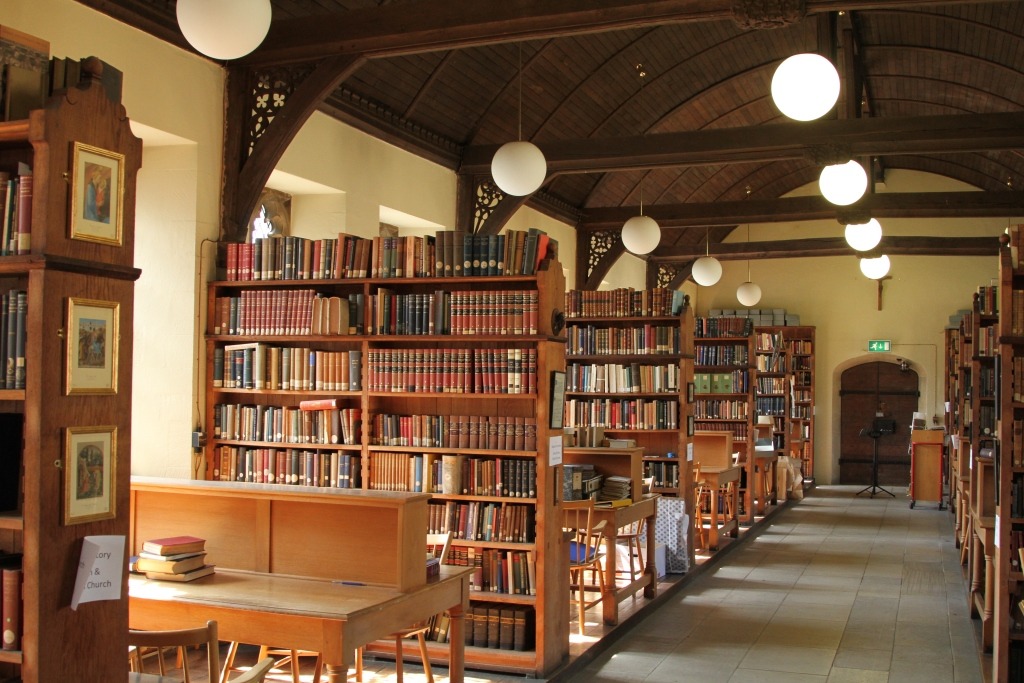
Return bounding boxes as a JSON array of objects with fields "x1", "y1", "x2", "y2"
[{"x1": 77, "y1": 0, "x2": 1024, "y2": 286}]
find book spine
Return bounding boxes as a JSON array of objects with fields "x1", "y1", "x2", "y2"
[
  {"x1": 2, "y1": 567, "x2": 22, "y2": 651},
  {"x1": 15, "y1": 174, "x2": 30, "y2": 255}
]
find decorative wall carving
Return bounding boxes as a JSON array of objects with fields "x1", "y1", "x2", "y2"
[
  {"x1": 807, "y1": 142, "x2": 853, "y2": 167},
  {"x1": 474, "y1": 178, "x2": 503, "y2": 233},
  {"x1": 247, "y1": 66, "x2": 313, "y2": 158},
  {"x1": 732, "y1": 0, "x2": 806, "y2": 29},
  {"x1": 657, "y1": 263, "x2": 684, "y2": 289},
  {"x1": 587, "y1": 231, "x2": 617, "y2": 279}
]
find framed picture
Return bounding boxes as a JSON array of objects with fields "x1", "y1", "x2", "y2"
[
  {"x1": 70, "y1": 142, "x2": 125, "y2": 246},
  {"x1": 66, "y1": 297, "x2": 119, "y2": 395},
  {"x1": 549, "y1": 371, "x2": 566, "y2": 429},
  {"x1": 686, "y1": 382, "x2": 695, "y2": 403},
  {"x1": 64, "y1": 426, "x2": 117, "y2": 525}
]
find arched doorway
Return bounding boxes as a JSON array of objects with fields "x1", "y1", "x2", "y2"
[{"x1": 839, "y1": 361, "x2": 920, "y2": 485}]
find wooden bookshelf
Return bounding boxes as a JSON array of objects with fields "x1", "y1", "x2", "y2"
[
  {"x1": 0, "y1": 60, "x2": 141, "y2": 683},
  {"x1": 694, "y1": 316, "x2": 755, "y2": 523},
  {"x1": 203, "y1": 255, "x2": 568, "y2": 676},
  {"x1": 996, "y1": 241, "x2": 1024, "y2": 682}
]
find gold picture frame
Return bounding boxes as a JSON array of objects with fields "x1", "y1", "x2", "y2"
[
  {"x1": 64, "y1": 426, "x2": 117, "y2": 525},
  {"x1": 69, "y1": 142, "x2": 124, "y2": 246},
  {"x1": 66, "y1": 297, "x2": 119, "y2": 395}
]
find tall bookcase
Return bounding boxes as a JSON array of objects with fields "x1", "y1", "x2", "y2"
[
  {"x1": 694, "y1": 316, "x2": 755, "y2": 522},
  {"x1": 0, "y1": 61, "x2": 141, "y2": 682},
  {"x1": 996, "y1": 243, "x2": 1024, "y2": 682},
  {"x1": 561, "y1": 287, "x2": 693, "y2": 516},
  {"x1": 203, "y1": 252, "x2": 568, "y2": 676},
  {"x1": 785, "y1": 326, "x2": 816, "y2": 482}
]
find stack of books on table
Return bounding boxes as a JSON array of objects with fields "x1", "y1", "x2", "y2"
[
  {"x1": 133, "y1": 535, "x2": 214, "y2": 582},
  {"x1": 596, "y1": 476, "x2": 632, "y2": 507}
]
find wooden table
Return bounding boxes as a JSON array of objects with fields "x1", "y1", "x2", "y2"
[
  {"x1": 129, "y1": 566, "x2": 472, "y2": 683},
  {"x1": 701, "y1": 466, "x2": 740, "y2": 549},
  {"x1": 592, "y1": 494, "x2": 659, "y2": 625}
]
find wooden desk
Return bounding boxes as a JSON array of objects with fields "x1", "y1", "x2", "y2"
[
  {"x1": 130, "y1": 567, "x2": 471, "y2": 683},
  {"x1": 592, "y1": 494, "x2": 658, "y2": 625},
  {"x1": 910, "y1": 442, "x2": 943, "y2": 508},
  {"x1": 701, "y1": 466, "x2": 740, "y2": 549}
]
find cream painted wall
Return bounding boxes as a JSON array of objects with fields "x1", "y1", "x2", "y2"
[{"x1": 9, "y1": 0, "x2": 224, "y2": 476}]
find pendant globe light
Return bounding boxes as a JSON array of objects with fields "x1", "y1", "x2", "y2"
[
  {"x1": 819, "y1": 160, "x2": 868, "y2": 206},
  {"x1": 736, "y1": 221, "x2": 761, "y2": 306},
  {"x1": 176, "y1": 0, "x2": 272, "y2": 61},
  {"x1": 860, "y1": 254, "x2": 891, "y2": 279},
  {"x1": 491, "y1": 45, "x2": 547, "y2": 196},
  {"x1": 844, "y1": 218, "x2": 883, "y2": 251},
  {"x1": 621, "y1": 64, "x2": 661, "y2": 255},
  {"x1": 771, "y1": 53, "x2": 840, "y2": 121},
  {"x1": 692, "y1": 229, "x2": 722, "y2": 287}
]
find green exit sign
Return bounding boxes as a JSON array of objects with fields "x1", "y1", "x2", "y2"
[{"x1": 868, "y1": 339, "x2": 891, "y2": 352}]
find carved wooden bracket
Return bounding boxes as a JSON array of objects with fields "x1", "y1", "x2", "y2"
[
  {"x1": 732, "y1": 0, "x2": 806, "y2": 29},
  {"x1": 455, "y1": 175, "x2": 529, "y2": 236}
]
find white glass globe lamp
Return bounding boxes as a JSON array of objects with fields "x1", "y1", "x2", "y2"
[
  {"x1": 737, "y1": 281, "x2": 762, "y2": 306},
  {"x1": 771, "y1": 53, "x2": 840, "y2": 121},
  {"x1": 622, "y1": 215, "x2": 661, "y2": 255},
  {"x1": 859, "y1": 254, "x2": 891, "y2": 279},
  {"x1": 177, "y1": 0, "x2": 272, "y2": 60},
  {"x1": 819, "y1": 160, "x2": 868, "y2": 206},
  {"x1": 692, "y1": 256, "x2": 723, "y2": 287},
  {"x1": 491, "y1": 140, "x2": 547, "y2": 196},
  {"x1": 844, "y1": 218, "x2": 883, "y2": 251}
]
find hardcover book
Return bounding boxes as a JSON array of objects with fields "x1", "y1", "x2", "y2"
[{"x1": 141, "y1": 535, "x2": 206, "y2": 556}]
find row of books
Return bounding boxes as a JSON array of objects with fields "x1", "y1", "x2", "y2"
[
  {"x1": 975, "y1": 283, "x2": 998, "y2": 316},
  {"x1": 694, "y1": 316, "x2": 753, "y2": 338},
  {"x1": 451, "y1": 548, "x2": 537, "y2": 598},
  {"x1": 694, "y1": 422, "x2": 750, "y2": 441},
  {"x1": 975, "y1": 323, "x2": 998, "y2": 356},
  {"x1": 426, "y1": 500, "x2": 535, "y2": 543},
  {"x1": 214, "y1": 344, "x2": 363, "y2": 392},
  {"x1": 754, "y1": 332, "x2": 783, "y2": 352},
  {"x1": 131, "y1": 536, "x2": 213, "y2": 583},
  {"x1": 365, "y1": 347, "x2": 537, "y2": 395},
  {"x1": 755, "y1": 354, "x2": 785, "y2": 372},
  {"x1": 1009, "y1": 289, "x2": 1024, "y2": 337},
  {"x1": 221, "y1": 228, "x2": 553, "y2": 282},
  {"x1": 1010, "y1": 419, "x2": 1024, "y2": 468},
  {"x1": 563, "y1": 398, "x2": 680, "y2": 430},
  {"x1": 695, "y1": 343, "x2": 750, "y2": 366},
  {"x1": 1, "y1": 289, "x2": 26, "y2": 390},
  {"x1": 0, "y1": 167, "x2": 31, "y2": 256},
  {"x1": 212, "y1": 445, "x2": 362, "y2": 488},
  {"x1": 566, "y1": 362, "x2": 680, "y2": 394},
  {"x1": 213, "y1": 403, "x2": 362, "y2": 446},
  {"x1": 565, "y1": 324, "x2": 681, "y2": 356},
  {"x1": 464, "y1": 604, "x2": 535, "y2": 650},
  {"x1": 368, "y1": 453, "x2": 537, "y2": 497},
  {"x1": 754, "y1": 397, "x2": 786, "y2": 416},
  {"x1": 756, "y1": 376, "x2": 788, "y2": 393},
  {"x1": 369, "y1": 414, "x2": 538, "y2": 452},
  {"x1": 368, "y1": 289, "x2": 540, "y2": 336},
  {"x1": 562, "y1": 463, "x2": 600, "y2": 501},
  {"x1": 693, "y1": 399, "x2": 749, "y2": 420},
  {"x1": 564, "y1": 287, "x2": 685, "y2": 319},
  {"x1": 0, "y1": 555, "x2": 21, "y2": 652},
  {"x1": 693, "y1": 371, "x2": 749, "y2": 394},
  {"x1": 644, "y1": 461, "x2": 680, "y2": 489}
]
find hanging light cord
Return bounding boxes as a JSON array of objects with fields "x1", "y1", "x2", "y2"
[
  {"x1": 637, "y1": 63, "x2": 647, "y2": 216},
  {"x1": 517, "y1": 44, "x2": 523, "y2": 141}
]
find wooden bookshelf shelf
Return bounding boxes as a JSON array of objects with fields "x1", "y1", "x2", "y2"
[{"x1": 0, "y1": 513, "x2": 23, "y2": 531}]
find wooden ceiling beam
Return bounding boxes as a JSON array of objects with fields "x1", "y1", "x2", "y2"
[
  {"x1": 579, "y1": 191, "x2": 1024, "y2": 230},
  {"x1": 650, "y1": 235, "x2": 1000, "y2": 261},
  {"x1": 461, "y1": 111, "x2": 1024, "y2": 175},
  {"x1": 240, "y1": 0, "x2": 1009, "y2": 65}
]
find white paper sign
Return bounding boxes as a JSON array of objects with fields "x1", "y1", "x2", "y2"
[
  {"x1": 548, "y1": 435, "x2": 563, "y2": 466},
  {"x1": 71, "y1": 535, "x2": 125, "y2": 610}
]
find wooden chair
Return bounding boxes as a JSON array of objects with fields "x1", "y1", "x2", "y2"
[
  {"x1": 616, "y1": 517, "x2": 646, "y2": 580},
  {"x1": 354, "y1": 531, "x2": 453, "y2": 683},
  {"x1": 228, "y1": 657, "x2": 276, "y2": 683},
  {"x1": 563, "y1": 499, "x2": 607, "y2": 634},
  {"x1": 128, "y1": 619, "x2": 220, "y2": 683},
  {"x1": 692, "y1": 463, "x2": 708, "y2": 551}
]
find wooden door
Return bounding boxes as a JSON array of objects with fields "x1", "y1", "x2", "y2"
[{"x1": 839, "y1": 361, "x2": 919, "y2": 485}]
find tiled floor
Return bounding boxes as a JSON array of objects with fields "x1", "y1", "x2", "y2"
[{"x1": 220, "y1": 485, "x2": 985, "y2": 683}]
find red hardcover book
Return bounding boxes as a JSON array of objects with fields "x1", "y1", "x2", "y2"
[{"x1": 2, "y1": 567, "x2": 21, "y2": 651}]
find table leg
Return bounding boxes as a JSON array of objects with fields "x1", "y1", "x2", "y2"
[
  {"x1": 644, "y1": 511, "x2": 657, "y2": 598},
  {"x1": 601, "y1": 528, "x2": 617, "y2": 625},
  {"x1": 323, "y1": 663, "x2": 348, "y2": 683},
  {"x1": 708, "y1": 483, "x2": 721, "y2": 550},
  {"x1": 448, "y1": 603, "x2": 465, "y2": 683}
]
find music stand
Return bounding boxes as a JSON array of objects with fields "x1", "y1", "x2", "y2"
[{"x1": 856, "y1": 418, "x2": 896, "y2": 498}]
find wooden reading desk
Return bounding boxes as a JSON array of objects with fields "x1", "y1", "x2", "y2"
[
  {"x1": 591, "y1": 494, "x2": 659, "y2": 625},
  {"x1": 691, "y1": 431, "x2": 740, "y2": 549},
  {"x1": 129, "y1": 567, "x2": 471, "y2": 683}
]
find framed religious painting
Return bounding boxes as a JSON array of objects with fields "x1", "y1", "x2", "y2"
[
  {"x1": 64, "y1": 426, "x2": 117, "y2": 525},
  {"x1": 66, "y1": 297, "x2": 119, "y2": 395},
  {"x1": 69, "y1": 142, "x2": 124, "y2": 246}
]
